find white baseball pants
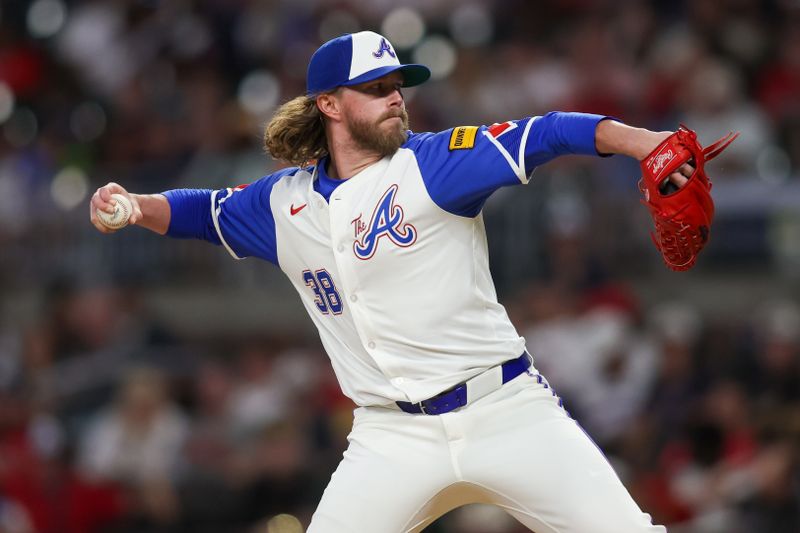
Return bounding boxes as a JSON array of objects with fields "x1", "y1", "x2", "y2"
[{"x1": 307, "y1": 371, "x2": 666, "y2": 533}]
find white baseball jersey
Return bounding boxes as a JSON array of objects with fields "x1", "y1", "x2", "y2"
[{"x1": 164, "y1": 112, "x2": 606, "y2": 406}]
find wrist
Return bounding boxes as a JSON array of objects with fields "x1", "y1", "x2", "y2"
[
  {"x1": 633, "y1": 130, "x2": 671, "y2": 161},
  {"x1": 595, "y1": 120, "x2": 667, "y2": 160},
  {"x1": 132, "y1": 193, "x2": 170, "y2": 235}
]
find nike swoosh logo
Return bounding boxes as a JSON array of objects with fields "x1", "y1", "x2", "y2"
[{"x1": 290, "y1": 203, "x2": 307, "y2": 216}]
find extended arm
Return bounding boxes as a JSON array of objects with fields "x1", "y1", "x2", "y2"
[
  {"x1": 89, "y1": 178, "x2": 279, "y2": 264},
  {"x1": 595, "y1": 119, "x2": 691, "y2": 187},
  {"x1": 595, "y1": 119, "x2": 671, "y2": 160},
  {"x1": 90, "y1": 183, "x2": 170, "y2": 234}
]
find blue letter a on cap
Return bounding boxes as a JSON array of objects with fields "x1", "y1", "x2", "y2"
[{"x1": 373, "y1": 38, "x2": 396, "y2": 59}]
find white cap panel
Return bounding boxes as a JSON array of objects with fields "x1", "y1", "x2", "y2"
[{"x1": 348, "y1": 31, "x2": 401, "y2": 80}]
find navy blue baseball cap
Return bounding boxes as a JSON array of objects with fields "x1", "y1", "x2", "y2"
[{"x1": 306, "y1": 31, "x2": 431, "y2": 94}]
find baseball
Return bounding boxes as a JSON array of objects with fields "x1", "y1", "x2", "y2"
[{"x1": 96, "y1": 193, "x2": 132, "y2": 229}]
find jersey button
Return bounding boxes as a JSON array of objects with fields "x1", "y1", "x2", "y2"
[
  {"x1": 337, "y1": 244, "x2": 345, "y2": 252},
  {"x1": 368, "y1": 341, "x2": 376, "y2": 349},
  {"x1": 350, "y1": 294, "x2": 357, "y2": 302}
]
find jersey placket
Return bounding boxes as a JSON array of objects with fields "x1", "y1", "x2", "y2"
[{"x1": 324, "y1": 161, "x2": 401, "y2": 388}]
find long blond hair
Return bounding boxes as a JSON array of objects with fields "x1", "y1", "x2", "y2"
[{"x1": 263, "y1": 95, "x2": 328, "y2": 167}]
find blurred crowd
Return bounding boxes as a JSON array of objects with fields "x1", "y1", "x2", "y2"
[
  {"x1": 0, "y1": 277, "x2": 352, "y2": 532},
  {"x1": 0, "y1": 0, "x2": 799, "y2": 275},
  {"x1": 515, "y1": 285, "x2": 800, "y2": 533},
  {"x1": 2, "y1": 275, "x2": 799, "y2": 532},
  {"x1": 1, "y1": 0, "x2": 799, "y2": 532}
]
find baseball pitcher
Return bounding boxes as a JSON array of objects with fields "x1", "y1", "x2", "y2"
[{"x1": 91, "y1": 31, "x2": 735, "y2": 532}]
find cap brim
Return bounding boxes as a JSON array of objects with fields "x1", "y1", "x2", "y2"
[{"x1": 342, "y1": 64, "x2": 431, "y2": 89}]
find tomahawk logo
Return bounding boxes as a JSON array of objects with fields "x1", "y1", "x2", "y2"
[
  {"x1": 353, "y1": 184, "x2": 417, "y2": 260},
  {"x1": 373, "y1": 38, "x2": 396, "y2": 59}
]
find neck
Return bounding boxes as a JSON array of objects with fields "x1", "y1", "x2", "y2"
[
  {"x1": 325, "y1": 129, "x2": 383, "y2": 180},
  {"x1": 326, "y1": 146, "x2": 383, "y2": 180}
]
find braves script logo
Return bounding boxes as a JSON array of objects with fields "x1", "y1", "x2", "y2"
[
  {"x1": 373, "y1": 38, "x2": 396, "y2": 59},
  {"x1": 352, "y1": 184, "x2": 417, "y2": 260}
]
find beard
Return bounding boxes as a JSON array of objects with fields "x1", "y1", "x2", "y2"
[{"x1": 346, "y1": 108, "x2": 409, "y2": 157}]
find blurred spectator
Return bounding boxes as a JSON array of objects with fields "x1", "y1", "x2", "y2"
[
  {"x1": 0, "y1": 496, "x2": 35, "y2": 533},
  {"x1": 183, "y1": 357, "x2": 237, "y2": 481},
  {"x1": 574, "y1": 311, "x2": 659, "y2": 444},
  {"x1": 229, "y1": 344, "x2": 321, "y2": 440},
  {"x1": 179, "y1": 357, "x2": 242, "y2": 530},
  {"x1": 229, "y1": 344, "x2": 293, "y2": 439},
  {"x1": 78, "y1": 367, "x2": 188, "y2": 482},
  {"x1": 644, "y1": 301, "x2": 709, "y2": 443},
  {"x1": 17, "y1": 278, "x2": 179, "y2": 429},
  {"x1": 676, "y1": 56, "x2": 773, "y2": 174},
  {"x1": 756, "y1": 21, "x2": 800, "y2": 169},
  {"x1": 78, "y1": 367, "x2": 189, "y2": 528},
  {"x1": 744, "y1": 300, "x2": 800, "y2": 441},
  {"x1": 33, "y1": 280, "x2": 132, "y2": 360},
  {"x1": 0, "y1": 405, "x2": 125, "y2": 533},
  {"x1": 737, "y1": 440, "x2": 800, "y2": 533},
  {"x1": 525, "y1": 290, "x2": 657, "y2": 444},
  {"x1": 658, "y1": 380, "x2": 757, "y2": 532},
  {"x1": 235, "y1": 419, "x2": 318, "y2": 526}
]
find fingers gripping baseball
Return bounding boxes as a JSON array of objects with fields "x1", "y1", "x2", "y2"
[{"x1": 90, "y1": 183, "x2": 142, "y2": 233}]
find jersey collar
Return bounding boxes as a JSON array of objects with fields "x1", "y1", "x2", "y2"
[{"x1": 312, "y1": 156, "x2": 347, "y2": 203}]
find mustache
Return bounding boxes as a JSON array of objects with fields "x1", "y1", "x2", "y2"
[{"x1": 380, "y1": 109, "x2": 408, "y2": 121}]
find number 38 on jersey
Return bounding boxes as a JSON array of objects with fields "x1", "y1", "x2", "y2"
[{"x1": 303, "y1": 269, "x2": 343, "y2": 315}]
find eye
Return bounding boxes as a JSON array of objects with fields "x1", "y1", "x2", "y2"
[{"x1": 359, "y1": 81, "x2": 401, "y2": 97}]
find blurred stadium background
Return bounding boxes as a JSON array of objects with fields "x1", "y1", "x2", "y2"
[{"x1": 1, "y1": 0, "x2": 799, "y2": 532}]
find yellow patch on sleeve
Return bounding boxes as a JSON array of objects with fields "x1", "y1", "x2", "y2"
[{"x1": 448, "y1": 126, "x2": 478, "y2": 150}]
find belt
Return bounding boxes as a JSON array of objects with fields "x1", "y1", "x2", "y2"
[{"x1": 396, "y1": 352, "x2": 531, "y2": 415}]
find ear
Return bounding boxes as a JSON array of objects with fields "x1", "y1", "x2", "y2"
[{"x1": 316, "y1": 92, "x2": 342, "y2": 122}]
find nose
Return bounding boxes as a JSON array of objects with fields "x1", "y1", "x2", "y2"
[{"x1": 387, "y1": 87, "x2": 403, "y2": 107}]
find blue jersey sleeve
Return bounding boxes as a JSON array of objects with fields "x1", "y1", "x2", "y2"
[
  {"x1": 163, "y1": 168, "x2": 295, "y2": 265},
  {"x1": 406, "y1": 112, "x2": 611, "y2": 217},
  {"x1": 163, "y1": 188, "x2": 220, "y2": 243}
]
